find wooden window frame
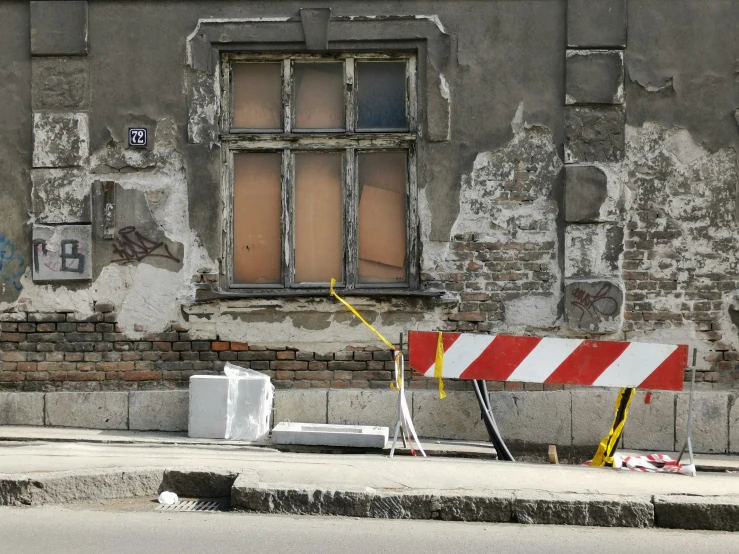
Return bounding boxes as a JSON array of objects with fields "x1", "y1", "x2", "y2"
[{"x1": 221, "y1": 52, "x2": 419, "y2": 293}]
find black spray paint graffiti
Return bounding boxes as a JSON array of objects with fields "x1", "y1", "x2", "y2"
[
  {"x1": 32, "y1": 239, "x2": 86, "y2": 274},
  {"x1": 570, "y1": 283, "x2": 620, "y2": 323},
  {"x1": 111, "y1": 226, "x2": 181, "y2": 265},
  {"x1": 0, "y1": 234, "x2": 25, "y2": 291}
]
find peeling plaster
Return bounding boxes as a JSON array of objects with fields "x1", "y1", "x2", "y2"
[
  {"x1": 6, "y1": 117, "x2": 215, "y2": 336},
  {"x1": 624, "y1": 122, "x2": 739, "y2": 359}
]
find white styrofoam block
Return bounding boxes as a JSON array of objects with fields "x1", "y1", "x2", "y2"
[
  {"x1": 271, "y1": 421, "x2": 389, "y2": 448},
  {"x1": 188, "y1": 375, "x2": 272, "y2": 440}
]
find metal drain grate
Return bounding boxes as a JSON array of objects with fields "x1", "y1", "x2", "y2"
[{"x1": 156, "y1": 499, "x2": 229, "y2": 513}]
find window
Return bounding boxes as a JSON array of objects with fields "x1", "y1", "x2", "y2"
[{"x1": 222, "y1": 54, "x2": 418, "y2": 291}]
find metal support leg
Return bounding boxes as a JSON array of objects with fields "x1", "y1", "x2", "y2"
[{"x1": 677, "y1": 349, "x2": 697, "y2": 474}]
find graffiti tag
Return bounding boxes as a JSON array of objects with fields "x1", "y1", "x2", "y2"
[
  {"x1": 0, "y1": 235, "x2": 25, "y2": 292},
  {"x1": 111, "y1": 226, "x2": 181, "y2": 265},
  {"x1": 32, "y1": 239, "x2": 86, "y2": 274},
  {"x1": 570, "y1": 283, "x2": 619, "y2": 323}
]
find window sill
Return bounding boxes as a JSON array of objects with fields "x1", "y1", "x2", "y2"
[{"x1": 194, "y1": 287, "x2": 444, "y2": 302}]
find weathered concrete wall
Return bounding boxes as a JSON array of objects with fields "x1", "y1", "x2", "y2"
[{"x1": 0, "y1": 0, "x2": 737, "y2": 394}]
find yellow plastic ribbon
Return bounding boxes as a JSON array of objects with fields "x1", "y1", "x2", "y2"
[
  {"x1": 592, "y1": 387, "x2": 635, "y2": 467},
  {"x1": 434, "y1": 332, "x2": 447, "y2": 399},
  {"x1": 329, "y1": 279, "x2": 401, "y2": 390}
]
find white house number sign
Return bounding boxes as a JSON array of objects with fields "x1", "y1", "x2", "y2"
[{"x1": 128, "y1": 128, "x2": 148, "y2": 148}]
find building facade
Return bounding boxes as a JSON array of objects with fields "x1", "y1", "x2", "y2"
[{"x1": 0, "y1": 1, "x2": 738, "y2": 440}]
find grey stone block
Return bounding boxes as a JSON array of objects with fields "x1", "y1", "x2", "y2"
[
  {"x1": 273, "y1": 389, "x2": 327, "y2": 426},
  {"x1": 565, "y1": 106, "x2": 625, "y2": 164},
  {"x1": 623, "y1": 391, "x2": 675, "y2": 451},
  {"x1": 32, "y1": 57, "x2": 89, "y2": 109},
  {"x1": 31, "y1": 169, "x2": 90, "y2": 223},
  {"x1": 30, "y1": 1, "x2": 88, "y2": 56},
  {"x1": 412, "y1": 391, "x2": 487, "y2": 441},
  {"x1": 232, "y1": 478, "x2": 513, "y2": 523},
  {"x1": 32, "y1": 112, "x2": 89, "y2": 168},
  {"x1": 654, "y1": 495, "x2": 739, "y2": 531},
  {"x1": 676, "y1": 392, "x2": 729, "y2": 453},
  {"x1": 0, "y1": 393, "x2": 45, "y2": 426},
  {"x1": 129, "y1": 391, "x2": 188, "y2": 432},
  {"x1": 327, "y1": 389, "x2": 397, "y2": 430},
  {"x1": 565, "y1": 166, "x2": 608, "y2": 222},
  {"x1": 160, "y1": 469, "x2": 238, "y2": 498},
  {"x1": 514, "y1": 492, "x2": 653, "y2": 527},
  {"x1": 571, "y1": 389, "x2": 619, "y2": 447},
  {"x1": 32, "y1": 224, "x2": 93, "y2": 281},
  {"x1": 300, "y1": 8, "x2": 331, "y2": 51},
  {"x1": 272, "y1": 422, "x2": 389, "y2": 448},
  {"x1": 566, "y1": 51, "x2": 624, "y2": 105},
  {"x1": 489, "y1": 391, "x2": 572, "y2": 447},
  {"x1": 565, "y1": 279, "x2": 623, "y2": 334},
  {"x1": 567, "y1": 0, "x2": 626, "y2": 48},
  {"x1": 730, "y1": 397, "x2": 739, "y2": 453},
  {"x1": 564, "y1": 224, "x2": 623, "y2": 278},
  {"x1": 45, "y1": 392, "x2": 128, "y2": 430}
]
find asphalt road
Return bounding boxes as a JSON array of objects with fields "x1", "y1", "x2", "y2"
[{"x1": 1, "y1": 505, "x2": 737, "y2": 553}]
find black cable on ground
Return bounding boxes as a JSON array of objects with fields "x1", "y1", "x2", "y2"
[{"x1": 473, "y1": 379, "x2": 515, "y2": 462}]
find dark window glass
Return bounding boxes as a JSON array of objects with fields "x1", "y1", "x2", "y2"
[{"x1": 357, "y1": 62, "x2": 407, "y2": 130}]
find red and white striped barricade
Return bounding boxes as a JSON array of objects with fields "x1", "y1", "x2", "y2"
[{"x1": 408, "y1": 331, "x2": 688, "y2": 390}]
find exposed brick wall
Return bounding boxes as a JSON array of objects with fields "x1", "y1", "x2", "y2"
[
  {"x1": 423, "y1": 233, "x2": 557, "y2": 333},
  {"x1": 0, "y1": 311, "x2": 558, "y2": 393}
]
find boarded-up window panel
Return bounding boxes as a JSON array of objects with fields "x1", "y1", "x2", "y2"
[
  {"x1": 358, "y1": 152, "x2": 407, "y2": 284},
  {"x1": 293, "y1": 63, "x2": 344, "y2": 130},
  {"x1": 294, "y1": 153, "x2": 343, "y2": 283},
  {"x1": 232, "y1": 63, "x2": 282, "y2": 129},
  {"x1": 233, "y1": 153, "x2": 282, "y2": 284}
]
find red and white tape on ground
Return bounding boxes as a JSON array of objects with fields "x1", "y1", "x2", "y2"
[
  {"x1": 409, "y1": 331, "x2": 688, "y2": 390},
  {"x1": 585, "y1": 453, "x2": 696, "y2": 476}
]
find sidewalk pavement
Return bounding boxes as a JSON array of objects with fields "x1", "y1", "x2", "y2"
[{"x1": 1, "y1": 426, "x2": 738, "y2": 531}]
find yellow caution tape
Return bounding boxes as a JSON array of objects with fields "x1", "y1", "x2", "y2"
[
  {"x1": 592, "y1": 387, "x2": 635, "y2": 467},
  {"x1": 330, "y1": 279, "x2": 396, "y2": 350},
  {"x1": 329, "y1": 279, "x2": 401, "y2": 390},
  {"x1": 434, "y1": 332, "x2": 447, "y2": 399}
]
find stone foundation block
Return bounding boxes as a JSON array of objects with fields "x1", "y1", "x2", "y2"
[
  {"x1": 274, "y1": 389, "x2": 328, "y2": 426},
  {"x1": 327, "y1": 389, "x2": 397, "y2": 430},
  {"x1": 567, "y1": 0, "x2": 626, "y2": 48},
  {"x1": 32, "y1": 57, "x2": 89, "y2": 110},
  {"x1": 30, "y1": 1, "x2": 88, "y2": 56},
  {"x1": 566, "y1": 50, "x2": 624, "y2": 105},
  {"x1": 565, "y1": 106, "x2": 625, "y2": 164},
  {"x1": 412, "y1": 391, "x2": 487, "y2": 441},
  {"x1": 729, "y1": 397, "x2": 739, "y2": 453},
  {"x1": 564, "y1": 279, "x2": 624, "y2": 334},
  {"x1": 565, "y1": 224, "x2": 623, "y2": 278},
  {"x1": 675, "y1": 392, "x2": 729, "y2": 453},
  {"x1": 571, "y1": 389, "x2": 619, "y2": 447},
  {"x1": 565, "y1": 165, "x2": 608, "y2": 223},
  {"x1": 32, "y1": 112, "x2": 89, "y2": 168},
  {"x1": 0, "y1": 392, "x2": 45, "y2": 426},
  {"x1": 45, "y1": 392, "x2": 128, "y2": 430},
  {"x1": 31, "y1": 169, "x2": 91, "y2": 223},
  {"x1": 489, "y1": 391, "x2": 572, "y2": 447},
  {"x1": 129, "y1": 391, "x2": 188, "y2": 432},
  {"x1": 622, "y1": 391, "x2": 675, "y2": 452}
]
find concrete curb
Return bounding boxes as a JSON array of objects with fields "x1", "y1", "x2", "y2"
[{"x1": 2, "y1": 468, "x2": 739, "y2": 532}]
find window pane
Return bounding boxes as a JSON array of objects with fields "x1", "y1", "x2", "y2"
[
  {"x1": 232, "y1": 63, "x2": 282, "y2": 129},
  {"x1": 358, "y1": 152, "x2": 407, "y2": 284},
  {"x1": 294, "y1": 153, "x2": 343, "y2": 283},
  {"x1": 233, "y1": 153, "x2": 282, "y2": 284},
  {"x1": 293, "y1": 63, "x2": 344, "y2": 130},
  {"x1": 357, "y1": 62, "x2": 407, "y2": 130}
]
